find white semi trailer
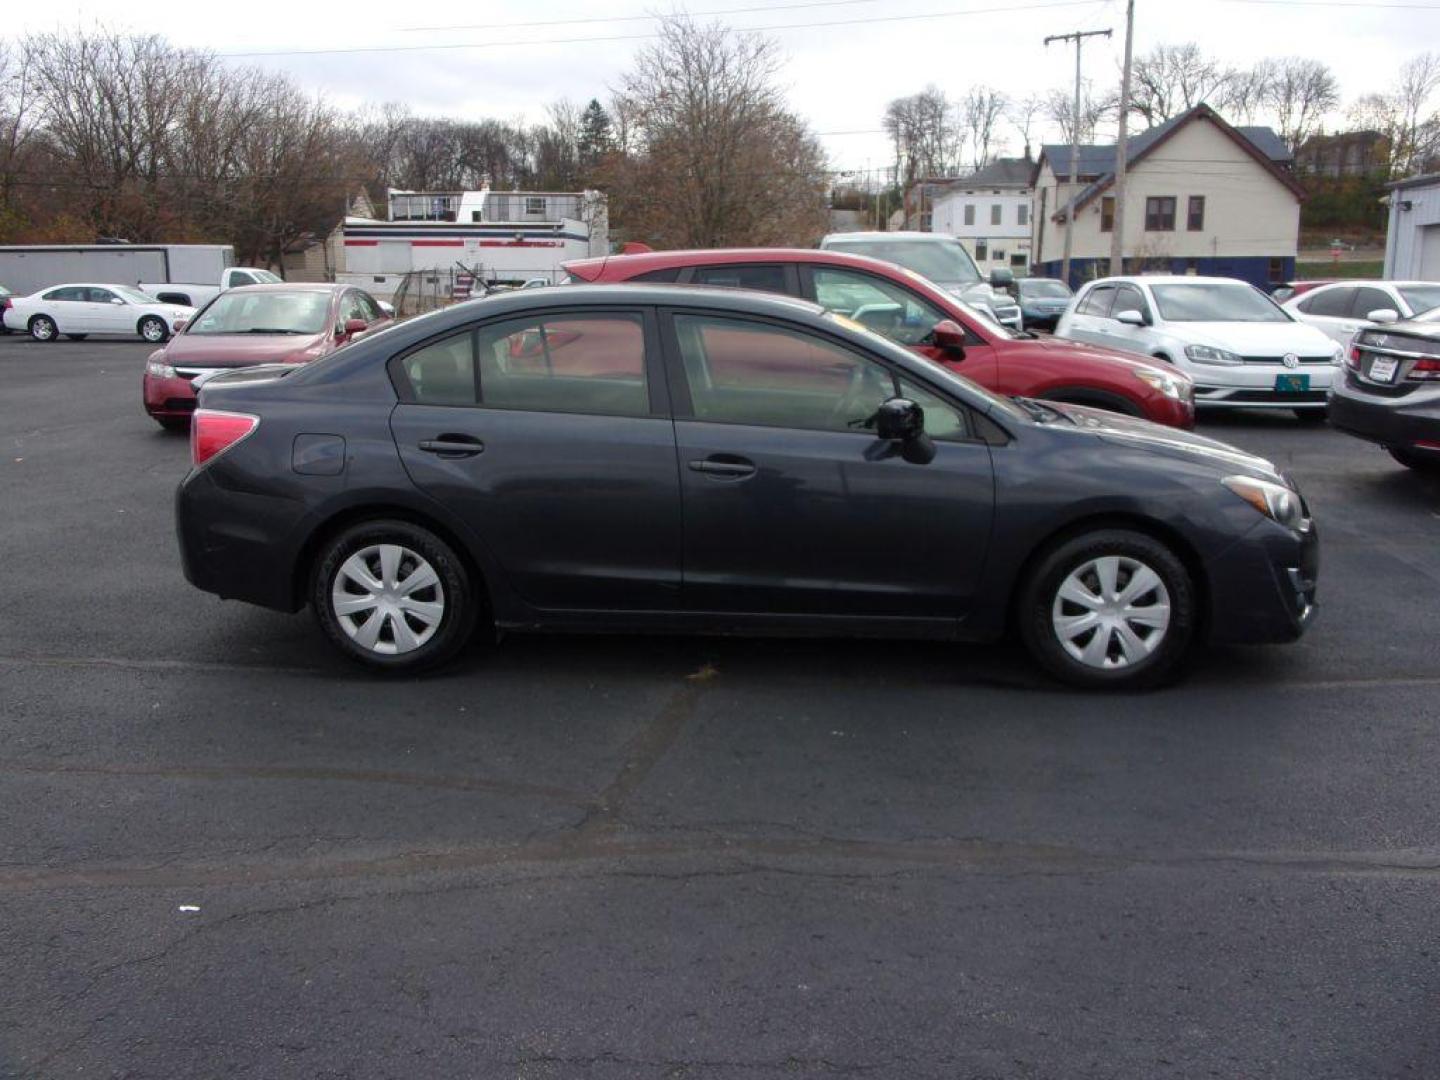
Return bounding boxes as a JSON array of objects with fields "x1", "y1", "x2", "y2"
[{"x1": 0, "y1": 244, "x2": 275, "y2": 307}]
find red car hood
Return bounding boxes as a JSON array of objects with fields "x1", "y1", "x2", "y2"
[
  {"x1": 996, "y1": 335, "x2": 1172, "y2": 376},
  {"x1": 162, "y1": 332, "x2": 329, "y2": 368}
]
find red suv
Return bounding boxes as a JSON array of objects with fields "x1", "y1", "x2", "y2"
[{"x1": 563, "y1": 249, "x2": 1195, "y2": 428}]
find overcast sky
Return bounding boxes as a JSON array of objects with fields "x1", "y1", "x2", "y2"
[{"x1": 13, "y1": 0, "x2": 1436, "y2": 183}]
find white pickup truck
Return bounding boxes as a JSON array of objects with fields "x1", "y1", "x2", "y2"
[{"x1": 138, "y1": 266, "x2": 282, "y2": 309}]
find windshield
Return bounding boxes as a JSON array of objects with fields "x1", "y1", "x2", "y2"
[
  {"x1": 1019, "y1": 279, "x2": 1071, "y2": 299},
  {"x1": 252, "y1": 270, "x2": 283, "y2": 284},
  {"x1": 187, "y1": 291, "x2": 330, "y2": 335},
  {"x1": 1399, "y1": 285, "x2": 1440, "y2": 315},
  {"x1": 114, "y1": 285, "x2": 156, "y2": 304},
  {"x1": 1150, "y1": 283, "x2": 1290, "y2": 323},
  {"x1": 824, "y1": 238, "x2": 982, "y2": 285}
]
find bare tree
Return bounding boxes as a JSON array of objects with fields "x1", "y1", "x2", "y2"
[
  {"x1": 1044, "y1": 82, "x2": 1115, "y2": 145},
  {"x1": 1006, "y1": 94, "x2": 1044, "y2": 159},
  {"x1": 960, "y1": 87, "x2": 1007, "y2": 169},
  {"x1": 883, "y1": 86, "x2": 957, "y2": 186},
  {"x1": 0, "y1": 43, "x2": 42, "y2": 228},
  {"x1": 601, "y1": 16, "x2": 829, "y2": 247},
  {"x1": 1127, "y1": 43, "x2": 1234, "y2": 128},
  {"x1": 1266, "y1": 57, "x2": 1340, "y2": 153},
  {"x1": 1221, "y1": 60, "x2": 1276, "y2": 125}
]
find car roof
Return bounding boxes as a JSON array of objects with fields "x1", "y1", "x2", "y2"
[
  {"x1": 1084, "y1": 275, "x2": 1254, "y2": 288},
  {"x1": 226, "y1": 282, "x2": 348, "y2": 294},
  {"x1": 451, "y1": 282, "x2": 826, "y2": 320},
  {"x1": 821, "y1": 231, "x2": 954, "y2": 243},
  {"x1": 39, "y1": 282, "x2": 150, "y2": 290},
  {"x1": 565, "y1": 246, "x2": 948, "y2": 281}
]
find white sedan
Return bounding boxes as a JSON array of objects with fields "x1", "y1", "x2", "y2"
[
  {"x1": 1054, "y1": 275, "x2": 1342, "y2": 418},
  {"x1": 3, "y1": 283, "x2": 194, "y2": 343},
  {"x1": 1282, "y1": 280, "x2": 1440, "y2": 350}
]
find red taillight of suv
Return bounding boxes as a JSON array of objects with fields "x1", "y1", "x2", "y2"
[
  {"x1": 191, "y1": 409, "x2": 259, "y2": 467},
  {"x1": 1347, "y1": 344, "x2": 1362, "y2": 371}
]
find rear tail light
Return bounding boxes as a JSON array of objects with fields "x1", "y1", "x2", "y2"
[
  {"x1": 1409, "y1": 357, "x2": 1440, "y2": 381},
  {"x1": 191, "y1": 408, "x2": 258, "y2": 467},
  {"x1": 1346, "y1": 344, "x2": 1361, "y2": 370}
]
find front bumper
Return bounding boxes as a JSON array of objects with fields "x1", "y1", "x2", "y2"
[
  {"x1": 1189, "y1": 362, "x2": 1336, "y2": 410},
  {"x1": 1205, "y1": 518, "x2": 1318, "y2": 645},
  {"x1": 143, "y1": 372, "x2": 198, "y2": 418},
  {"x1": 1328, "y1": 374, "x2": 1440, "y2": 448}
]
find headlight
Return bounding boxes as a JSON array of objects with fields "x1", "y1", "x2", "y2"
[
  {"x1": 1185, "y1": 344, "x2": 1243, "y2": 365},
  {"x1": 1134, "y1": 368, "x2": 1193, "y2": 401},
  {"x1": 146, "y1": 357, "x2": 176, "y2": 378},
  {"x1": 1222, "y1": 475, "x2": 1308, "y2": 531},
  {"x1": 1330, "y1": 343, "x2": 1344, "y2": 366}
]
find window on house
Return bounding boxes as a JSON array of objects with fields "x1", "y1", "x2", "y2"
[
  {"x1": 963, "y1": 204, "x2": 975, "y2": 226},
  {"x1": 1145, "y1": 196, "x2": 1176, "y2": 231},
  {"x1": 993, "y1": 249, "x2": 1006, "y2": 263},
  {"x1": 1010, "y1": 253, "x2": 1028, "y2": 268},
  {"x1": 1100, "y1": 196, "x2": 1115, "y2": 232},
  {"x1": 471, "y1": 211, "x2": 483, "y2": 222},
  {"x1": 1187, "y1": 196, "x2": 1205, "y2": 232},
  {"x1": 1017, "y1": 203, "x2": 1029, "y2": 226},
  {"x1": 1268, "y1": 258, "x2": 1286, "y2": 283},
  {"x1": 990, "y1": 204, "x2": 1002, "y2": 225},
  {"x1": 524, "y1": 196, "x2": 546, "y2": 215},
  {"x1": 975, "y1": 240, "x2": 988, "y2": 261}
]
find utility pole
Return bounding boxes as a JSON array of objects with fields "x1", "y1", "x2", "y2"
[
  {"x1": 1045, "y1": 27, "x2": 1111, "y2": 288},
  {"x1": 1110, "y1": 0, "x2": 1136, "y2": 276}
]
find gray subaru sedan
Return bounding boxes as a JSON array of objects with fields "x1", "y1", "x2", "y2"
[{"x1": 176, "y1": 285, "x2": 1317, "y2": 689}]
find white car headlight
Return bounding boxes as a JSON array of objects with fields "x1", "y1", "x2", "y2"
[
  {"x1": 1134, "y1": 368, "x2": 1193, "y2": 401},
  {"x1": 1222, "y1": 476, "x2": 1308, "y2": 531},
  {"x1": 146, "y1": 357, "x2": 177, "y2": 378},
  {"x1": 1185, "y1": 344, "x2": 1243, "y2": 365}
]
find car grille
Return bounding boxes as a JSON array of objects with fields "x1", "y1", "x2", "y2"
[
  {"x1": 1239, "y1": 355, "x2": 1332, "y2": 366},
  {"x1": 1222, "y1": 389, "x2": 1329, "y2": 404}
]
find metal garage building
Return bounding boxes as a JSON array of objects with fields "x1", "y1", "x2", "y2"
[{"x1": 1383, "y1": 173, "x2": 1440, "y2": 280}]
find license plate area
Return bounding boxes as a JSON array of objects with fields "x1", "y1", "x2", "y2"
[
  {"x1": 1368, "y1": 356, "x2": 1399, "y2": 383},
  {"x1": 1274, "y1": 373, "x2": 1310, "y2": 392}
]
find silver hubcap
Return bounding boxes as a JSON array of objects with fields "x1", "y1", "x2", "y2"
[
  {"x1": 1051, "y1": 555, "x2": 1171, "y2": 670},
  {"x1": 331, "y1": 543, "x2": 445, "y2": 655},
  {"x1": 142, "y1": 321, "x2": 163, "y2": 341},
  {"x1": 34, "y1": 320, "x2": 53, "y2": 339}
]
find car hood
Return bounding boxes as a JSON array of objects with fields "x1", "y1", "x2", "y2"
[
  {"x1": 948, "y1": 282, "x2": 1013, "y2": 308},
  {"x1": 1002, "y1": 335, "x2": 1175, "y2": 376},
  {"x1": 1045, "y1": 401, "x2": 1285, "y2": 482},
  {"x1": 1171, "y1": 321, "x2": 1336, "y2": 355},
  {"x1": 163, "y1": 332, "x2": 329, "y2": 367}
]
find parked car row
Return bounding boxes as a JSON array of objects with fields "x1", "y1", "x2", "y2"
[{"x1": 1, "y1": 283, "x2": 193, "y2": 343}]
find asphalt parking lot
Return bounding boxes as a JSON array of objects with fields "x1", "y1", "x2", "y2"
[{"x1": 3, "y1": 334, "x2": 1440, "y2": 1079}]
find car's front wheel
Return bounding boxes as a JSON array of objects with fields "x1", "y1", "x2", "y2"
[
  {"x1": 1019, "y1": 529, "x2": 1195, "y2": 689},
  {"x1": 138, "y1": 316, "x2": 168, "y2": 343},
  {"x1": 311, "y1": 519, "x2": 478, "y2": 673},
  {"x1": 29, "y1": 315, "x2": 57, "y2": 342}
]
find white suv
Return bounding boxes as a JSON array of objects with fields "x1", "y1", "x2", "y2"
[
  {"x1": 1055, "y1": 276, "x2": 1342, "y2": 417},
  {"x1": 818, "y1": 232, "x2": 1022, "y2": 330}
]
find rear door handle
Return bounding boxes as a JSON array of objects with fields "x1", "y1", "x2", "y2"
[
  {"x1": 419, "y1": 436, "x2": 484, "y2": 458},
  {"x1": 688, "y1": 456, "x2": 756, "y2": 479}
]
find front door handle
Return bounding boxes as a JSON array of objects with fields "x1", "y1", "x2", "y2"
[
  {"x1": 419, "y1": 436, "x2": 484, "y2": 458},
  {"x1": 688, "y1": 456, "x2": 756, "y2": 479}
]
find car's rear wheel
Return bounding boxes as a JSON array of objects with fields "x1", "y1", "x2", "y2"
[
  {"x1": 1019, "y1": 529, "x2": 1195, "y2": 689},
  {"x1": 29, "y1": 315, "x2": 57, "y2": 342},
  {"x1": 1389, "y1": 446, "x2": 1440, "y2": 473},
  {"x1": 138, "y1": 316, "x2": 168, "y2": 343},
  {"x1": 311, "y1": 519, "x2": 478, "y2": 673}
]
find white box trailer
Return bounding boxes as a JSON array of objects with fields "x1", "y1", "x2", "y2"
[{"x1": 0, "y1": 244, "x2": 236, "y2": 300}]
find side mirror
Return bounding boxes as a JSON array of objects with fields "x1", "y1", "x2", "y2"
[
  {"x1": 1367, "y1": 308, "x2": 1400, "y2": 324},
  {"x1": 378, "y1": 301, "x2": 395, "y2": 318},
  {"x1": 339, "y1": 318, "x2": 368, "y2": 339},
  {"x1": 110, "y1": 297, "x2": 126, "y2": 305},
  {"x1": 989, "y1": 267, "x2": 1015, "y2": 291},
  {"x1": 931, "y1": 319, "x2": 967, "y2": 355},
  {"x1": 172, "y1": 318, "x2": 188, "y2": 333},
  {"x1": 1115, "y1": 308, "x2": 1147, "y2": 327},
  {"x1": 874, "y1": 397, "x2": 937, "y2": 465}
]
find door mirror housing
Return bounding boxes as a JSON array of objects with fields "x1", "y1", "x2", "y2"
[
  {"x1": 874, "y1": 397, "x2": 937, "y2": 464},
  {"x1": 339, "y1": 318, "x2": 368, "y2": 339},
  {"x1": 172, "y1": 318, "x2": 188, "y2": 333},
  {"x1": 110, "y1": 297, "x2": 126, "y2": 306},
  {"x1": 1367, "y1": 308, "x2": 1400, "y2": 324},
  {"x1": 931, "y1": 319, "x2": 967, "y2": 354},
  {"x1": 1115, "y1": 308, "x2": 1147, "y2": 327},
  {"x1": 377, "y1": 300, "x2": 395, "y2": 318},
  {"x1": 989, "y1": 267, "x2": 1015, "y2": 291}
]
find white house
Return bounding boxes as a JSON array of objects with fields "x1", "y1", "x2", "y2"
[
  {"x1": 1382, "y1": 173, "x2": 1440, "y2": 279},
  {"x1": 339, "y1": 186, "x2": 609, "y2": 299},
  {"x1": 929, "y1": 157, "x2": 1034, "y2": 273},
  {"x1": 1031, "y1": 104, "x2": 1303, "y2": 289}
]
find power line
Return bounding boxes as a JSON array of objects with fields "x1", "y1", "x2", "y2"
[
  {"x1": 397, "y1": 0, "x2": 881, "y2": 33},
  {"x1": 221, "y1": 0, "x2": 1105, "y2": 58}
]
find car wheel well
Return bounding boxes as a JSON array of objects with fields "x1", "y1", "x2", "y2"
[
  {"x1": 1007, "y1": 512, "x2": 1210, "y2": 638},
  {"x1": 1152, "y1": 352, "x2": 1174, "y2": 364},
  {"x1": 1038, "y1": 387, "x2": 1143, "y2": 417},
  {"x1": 293, "y1": 506, "x2": 493, "y2": 623}
]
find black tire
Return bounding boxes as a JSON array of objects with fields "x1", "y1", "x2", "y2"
[
  {"x1": 1018, "y1": 528, "x2": 1196, "y2": 690},
  {"x1": 138, "y1": 316, "x2": 168, "y2": 343},
  {"x1": 310, "y1": 519, "x2": 479, "y2": 673},
  {"x1": 1389, "y1": 447, "x2": 1440, "y2": 473},
  {"x1": 65, "y1": 333, "x2": 88, "y2": 341},
  {"x1": 29, "y1": 315, "x2": 57, "y2": 342},
  {"x1": 155, "y1": 416, "x2": 189, "y2": 432},
  {"x1": 1293, "y1": 408, "x2": 1328, "y2": 423}
]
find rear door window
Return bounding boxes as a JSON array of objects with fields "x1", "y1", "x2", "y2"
[
  {"x1": 688, "y1": 264, "x2": 791, "y2": 294},
  {"x1": 398, "y1": 333, "x2": 477, "y2": 406},
  {"x1": 1298, "y1": 287, "x2": 1354, "y2": 317},
  {"x1": 1111, "y1": 284, "x2": 1150, "y2": 321},
  {"x1": 1350, "y1": 287, "x2": 1394, "y2": 319},
  {"x1": 477, "y1": 313, "x2": 650, "y2": 417},
  {"x1": 1077, "y1": 285, "x2": 1116, "y2": 317}
]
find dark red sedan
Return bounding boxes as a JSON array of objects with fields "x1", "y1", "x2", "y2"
[
  {"x1": 143, "y1": 283, "x2": 392, "y2": 429},
  {"x1": 563, "y1": 248, "x2": 1195, "y2": 428}
]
